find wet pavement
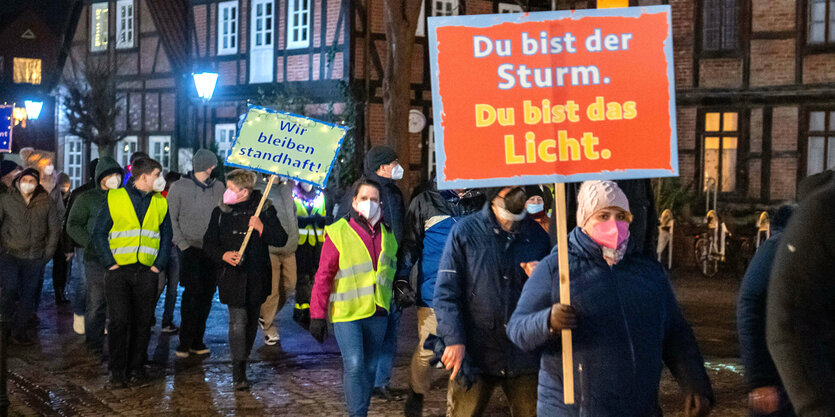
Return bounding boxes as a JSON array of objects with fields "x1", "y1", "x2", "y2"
[{"x1": 4, "y1": 264, "x2": 749, "y2": 416}]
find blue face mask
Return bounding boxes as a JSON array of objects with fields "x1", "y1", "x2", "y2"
[{"x1": 526, "y1": 203, "x2": 545, "y2": 214}]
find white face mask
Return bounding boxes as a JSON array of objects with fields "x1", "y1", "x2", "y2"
[
  {"x1": 356, "y1": 200, "x2": 381, "y2": 226},
  {"x1": 43, "y1": 165, "x2": 54, "y2": 176},
  {"x1": 105, "y1": 175, "x2": 121, "y2": 190},
  {"x1": 391, "y1": 164, "x2": 404, "y2": 180},
  {"x1": 19, "y1": 182, "x2": 36, "y2": 195},
  {"x1": 152, "y1": 175, "x2": 166, "y2": 192}
]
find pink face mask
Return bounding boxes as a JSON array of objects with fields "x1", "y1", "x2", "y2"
[
  {"x1": 222, "y1": 189, "x2": 240, "y2": 204},
  {"x1": 591, "y1": 219, "x2": 630, "y2": 249}
]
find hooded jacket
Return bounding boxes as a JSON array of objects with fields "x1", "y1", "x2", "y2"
[
  {"x1": 202, "y1": 190, "x2": 288, "y2": 307},
  {"x1": 168, "y1": 171, "x2": 226, "y2": 251},
  {"x1": 257, "y1": 179, "x2": 299, "y2": 255},
  {"x1": 506, "y1": 227, "x2": 714, "y2": 416},
  {"x1": 66, "y1": 157, "x2": 123, "y2": 266},
  {"x1": 397, "y1": 183, "x2": 484, "y2": 307},
  {"x1": 0, "y1": 176, "x2": 61, "y2": 260},
  {"x1": 434, "y1": 204, "x2": 551, "y2": 377}
]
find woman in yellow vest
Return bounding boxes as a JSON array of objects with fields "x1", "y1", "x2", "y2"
[{"x1": 308, "y1": 178, "x2": 397, "y2": 417}]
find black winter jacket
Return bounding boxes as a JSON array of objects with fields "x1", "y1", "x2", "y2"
[
  {"x1": 0, "y1": 184, "x2": 61, "y2": 260},
  {"x1": 202, "y1": 190, "x2": 287, "y2": 307},
  {"x1": 434, "y1": 204, "x2": 551, "y2": 377}
]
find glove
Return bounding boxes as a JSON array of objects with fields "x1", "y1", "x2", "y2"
[
  {"x1": 684, "y1": 393, "x2": 712, "y2": 417},
  {"x1": 394, "y1": 280, "x2": 416, "y2": 308},
  {"x1": 549, "y1": 304, "x2": 577, "y2": 332},
  {"x1": 309, "y1": 318, "x2": 328, "y2": 344}
]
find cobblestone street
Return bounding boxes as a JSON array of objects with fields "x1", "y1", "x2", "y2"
[{"x1": 5, "y1": 266, "x2": 748, "y2": 416}]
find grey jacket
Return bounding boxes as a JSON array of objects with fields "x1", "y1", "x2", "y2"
[
  {"x1": 0, "y1": 185, "x2": 61, "y2": 260},
  {"x1": 256, "y1": 179, "x2": 299, "y2": 255},
  {"x1": 168, "y1": 173, "x2": 226, "y2": 250}
]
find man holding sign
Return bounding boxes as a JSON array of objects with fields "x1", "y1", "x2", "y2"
[
  {"x1": 434, "y1": 186, "x2": 550, "y2": 416},
  {"x1": 507, "y1": 180, "x2": 713, "y2": 416}
]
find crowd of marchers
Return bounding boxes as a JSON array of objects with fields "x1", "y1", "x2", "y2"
[{"x1": 0, "y1": 143, "x2": 832, "y2": 417}]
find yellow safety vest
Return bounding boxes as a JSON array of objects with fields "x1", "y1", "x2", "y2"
[
  {"x1": 325, "y1": 218, "x2": 397, "y2": 323},
  {"x1": 107, "y1": 188, "x2": 168, "y2": 267},
  {"x1": 296, "y1": 196, "x2": 326, "y2": 246}
]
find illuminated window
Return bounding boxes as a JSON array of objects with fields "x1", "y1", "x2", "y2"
[
  {"x1": 116, "y1": 136, "x2": 138, "y2": 168},
  {"x1": 498, "y1": 3, "x2": 523, "y2": 13},
  {"x1": 91, "y1": 2, "x2": 109, "y2": 52},
  {"x1": 64, "y1": 136, "x2": 84, "y2": 188},
  {"x1": 116, "y1": 0, "x2": 134, "y2": 49},
  {"x1": 215, "y1": 124, "x2": 237, "y2": 158},
  {"x1": 702, "y1": 111, "x2": 739, "y2": 192},
  {"x1": 13, "y1": 57, "x2": 41, "y2": 84},
  {"x1": 150, "y1": 135, "x2": 171, "y2": 170}
]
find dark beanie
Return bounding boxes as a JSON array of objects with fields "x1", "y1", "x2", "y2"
[
  {"x1": 365, "y1": 145, "x2": 398, "y2": 172},
  {"x1": 524, "y1": 185, "x2": 544, "y2": 199},
  {"x1": 1, "y1": 160, "x2": 19, "y2": 177},
  {"x1": 15, "y1": 167, "x2": 40, "y2": 184},
  {"x1": 192, "y1": 149, "x2": 218, "y2": 173}
]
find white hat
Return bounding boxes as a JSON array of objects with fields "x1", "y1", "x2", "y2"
[{"x1": 576, "y1": 180, "x2": 631, "y2": 227}]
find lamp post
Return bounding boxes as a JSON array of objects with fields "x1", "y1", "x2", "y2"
[
  {"x1": 23, "y1": 100, "x2": 43, "y2": 120},
  {"x1": 192, "y1": 72, "x2": 218, "y2": 150}
]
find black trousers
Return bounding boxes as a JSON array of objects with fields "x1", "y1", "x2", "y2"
[
  {"x1": 105, "y1": 264, "x2": 158, "y2": 377},
  {"x1": 228, "y1": 302, "x2": 261, "y2": 363},
  {"x1": 52, "y1": 250, "x2": 69, "y2": 298},
  {"x1": 178, "y1": 248, "x2": 217, "y2": 350}
]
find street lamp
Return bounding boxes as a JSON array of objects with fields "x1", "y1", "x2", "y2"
[
  {"x1": 193, "y1": 72, "x2": 218, "y2": 102},
  {"x1": 23, "y1": 100, "x2": 43, "y2": 120},
  {"x1": 192, "y1": 72, "x2": 218, "y2": 150}
]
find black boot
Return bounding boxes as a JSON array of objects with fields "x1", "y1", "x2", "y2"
[
  {"x1": 404, "y1": 389, "x2": 424, "y2": 417},
  {"x1": 233, "y1": 361, "x2": 250, "y2": 391}
]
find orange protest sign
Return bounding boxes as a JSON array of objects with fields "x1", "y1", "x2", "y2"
[{"x1": 428, "y1": 6, "x2": 677, "y2": 188}]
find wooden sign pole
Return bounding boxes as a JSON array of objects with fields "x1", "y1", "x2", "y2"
[
  {"x1": 238, "y1": 174, "x2": 278, "y2": 254},
  {"x1": 555, "y1": 182, "x2": 574, "y2": 404}
]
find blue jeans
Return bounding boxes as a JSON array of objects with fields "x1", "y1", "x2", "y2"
[
  {"x1": 333, "y1": 316, "x2": 388, "y2": 417},
  {"x1": 0, "y1": 254, "x2": 47, "y2": 339},
  {"x1": 375, "y1": 303, "x2": 401, "y2": 388},
  {"x1": 156, "y1": 246, "x2": 179, "y2": 327},
  {"x1": 69, "y1": 248, "x2": 87, "y2": 316},
  {"x1": 84, "y1": 260, "x2": 108, "y2": 349}
]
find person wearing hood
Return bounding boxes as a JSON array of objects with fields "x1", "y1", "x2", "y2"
[
  {"x1": 308, "y1": 178, "x2": 398, "y2": 417},
  {"x1": 50, "y1": 173, "x2": 72, "y2": 305},
  {"x1": 168, "y1": 149, "x2": 226, "y2": 357},
  {"x1": 257, "y1": 176, "x2": 299, "y2": 345},
  {"x1": 524, "y1": 184, "x2": 552, "y2": 234},
  {"x1": 202, "y1": 169, "x2": 287, "y2": 390},
  {"x1": 0, "y1": 160, "x2": 21, "y2": 193},
  {"x1": 737, "y1": 205, "x2": 796, "y2": 417},
  {"x1": 506, "y1": 180, "x2": 714, "y2": 416},
  {"x1": 290, "y1": 180, "x2": 325, "y2": 330},
  {"x1": 66, "y1": 157, "x2": 124, "y2": 354},
  {"x1": 64, "y1": 158, "x2": 99, "y2": 335},
  {"x1": 0, "y1": 168, "x2": 61, "y2": 344},
  {"x1": 399, "y1": 179, "x2": 485, "y2": 416},
  {"x1": 433, "y1": 185, "x2": 550, "y2": 417},
  {"x1": 92, "y1": 157, "x2": 172, "y2": 387}
]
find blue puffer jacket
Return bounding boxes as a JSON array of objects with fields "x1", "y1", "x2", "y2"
[
  {"x1": 507, "y1": 227, "x2": 714, "y2": 416},
  {"x1": 434, "y1": 204, "x2": 551, "y2": 377}
]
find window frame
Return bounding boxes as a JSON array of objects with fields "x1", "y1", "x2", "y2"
[
  {"x1": 804, "y1": 0, "x2": 835, "y2": 52},
  {"x1": 64, "y1": 136, "x2": 84, "y2": 189},
  {"x1": 802, "y1": 107, "x2": 835, "y2": 177},
  {"x1": 498, "y1": 3, "x2": 524, "y2": 13},
  {"x1": 696, "y1": 0, "x2": 742, "y2": 58},
  {"x1": 215, "y1": 123, "x2": 237, "y2": 159},
  {"x1": 249, "y1": 0, "x2": 275, "y2": 83},
  {"x1": 91, "y1": 2, "x2": 109, "y2": 52},
  {"x1": 698, "y1": 108, "x2": 744, "y2": 195},
  {"x1": 431, "y1": 0, "x2": 459, "y2": 17},
  {"x1": 286, "y1": 0, "x2": 311, "y2": 50},
  {"x1": 116, "y1": 136, "x2": 138, "y2": 168},
  {"x1": 115, "y1": 0, "x2": 134, "y2": 49},
  {"x1": 218, "y1": 1, "x2": 239, "y2": 55},
  {"x1": 251, "y1": 0, "x2": 274, "y2": 51},
  {"x1": 12, "y1": 57, "x2": 42, "y2": 85}
]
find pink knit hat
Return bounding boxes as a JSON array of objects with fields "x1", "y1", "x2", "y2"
[{"x1": 576, "y1": 180, "x2": 631, "y2": 227}]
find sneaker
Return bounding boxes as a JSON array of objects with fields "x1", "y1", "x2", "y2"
[
  {"x1": 258, "y1": 317, "x2": 267, "y2": 330},
  {"x1": 175, "y1": 344, "x2": 190, "y2": 358},
  {"x1": 73, "y1": 313, "x2": 85, "y2": 335},
  {"x1": 264, "y1": 326, "x2": 279, "y2": 346},
  {"x1": 161, "y1": 324, "x2": 179, "y2": 334},
  {"x1": 189, "y1": 343, "x2": 210, "y2": 356},
  {"x1": 234, "y1": 379, "x2": 251, "y2": 391},
  {"x1": 129, "y1": 369, "x2": 152, "y2": 388}
]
